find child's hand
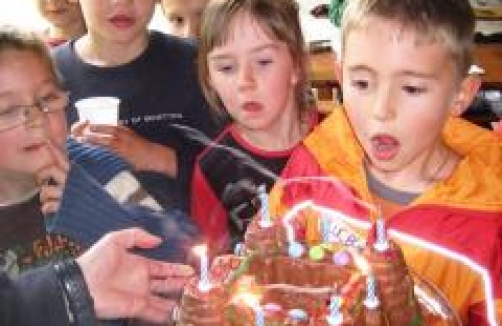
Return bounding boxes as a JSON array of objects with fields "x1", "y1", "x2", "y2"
[
  {"x1": 35, "y1": 140, "x2": 70, "y2": 216},
  {"x1": 364, "y1": 240, "x2": 422, "y2": 325},
  {"x1": 79, "y1": 124, "x2": 177, "y2": 177},
  {"x1": 69, "y1": 120, "x2": 89, "y2": 140},
  {"x1": 491, "y1": 119, "x2": 502, "y2": 138}
]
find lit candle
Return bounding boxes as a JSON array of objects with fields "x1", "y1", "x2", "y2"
[
  {"x1": 258, "y1": 184, "x2": 273, "y2": 228},
  {"x1": 193, "y1": 245, "x2": 210, "y2": 292},
  {"x1": 326, "y1": 295, "x2": 343, "y2": 325},
  {"x1": 234, "y1": 242, "x2": 246, "y2": 256},
  {"x1": 254, "y1": 304, "x2": 265, "y2": 326},
  {"x1": 239, "y1": 293, "x2": 264, "y2": 326},
  {"x1": 364, "y1": 275, "x2": 380, "y2": 309},
  {"x1": 321, "y1": 216, "x2": 331, "y2": 243},
  {"x1": 373, "y1": 219, "x2": 389, "y2": 252}
]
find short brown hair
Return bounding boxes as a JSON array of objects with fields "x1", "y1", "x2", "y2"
[
  {"x1": 198, "y1": 0, "x2": 309, "y2": 115},
  {"x1": 341, "y1": 0, "x2": 475, "y2": 76},
  {"x1": 0, "y1": 25, "x2": 63, "y2": 87}
]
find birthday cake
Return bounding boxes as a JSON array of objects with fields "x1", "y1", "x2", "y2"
[{"x1": 177, "y1": 203, "x2": 459, "y2": 325}]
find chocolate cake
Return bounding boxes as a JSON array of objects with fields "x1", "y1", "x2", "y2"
[{"x1": 178, "y1": 212, "x2": 459, "y2": 325}]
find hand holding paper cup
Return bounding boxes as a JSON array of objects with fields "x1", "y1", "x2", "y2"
[{"x1": 75, "y1": 97, "x2": 120, "y2": 125}]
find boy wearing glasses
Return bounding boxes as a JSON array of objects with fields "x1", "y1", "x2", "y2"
[{"x1": 0, "y1": 27, "x2": 200, "y2": 280}]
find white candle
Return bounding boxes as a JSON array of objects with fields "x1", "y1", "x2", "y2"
[
  {"x1": 254, "y1": 304, "x2": 265, "y2": 326},
  {"x1": 373, "y1": 218, "x2": 389, "y2": 252},
  {"x1": 326, "y1": 295, "x2": 343, "y2": 325},
  {"x1": 321, "y1": 215, "x2": 331, "y2": 243},
  {"x1": 193, "y1": 245, "x2": 210, "y2": 292},
  {"x1": 238, "y1": 293, "x2": 264, "y2": 326},
  {"x1": 258, "y1": 184, "x2": 272, "y2": 228},
  {"x1": 364, "y1": 274, "x2": 380, "y2": 309}
]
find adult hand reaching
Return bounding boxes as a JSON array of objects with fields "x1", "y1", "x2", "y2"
[{"x1": 76, "y1": 228, "x2": 195, "y2": 323}]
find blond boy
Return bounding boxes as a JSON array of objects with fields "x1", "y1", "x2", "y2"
[{"x1": 269, "y1": 0, "x2": 502, "y2": 324}]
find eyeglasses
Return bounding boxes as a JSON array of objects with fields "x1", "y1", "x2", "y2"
[
  {"x1": 0, "y1": 90, "x2": 69, "y2": 132},
  {"x1": 43, "y1": 0, "x2": 76, "y2": 5}
]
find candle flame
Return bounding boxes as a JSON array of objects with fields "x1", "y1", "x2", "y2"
[
  {"x1": 351, "y1": 249, "x2": 370, "y2": 275},
  {"x1": 193, "y1": 244, "x2": 207, "y2": 257},
  {"x1": 233, "y1": 292, "x2": 261, "y2": 308}
]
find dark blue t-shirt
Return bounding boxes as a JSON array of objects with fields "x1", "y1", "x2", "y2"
[{"x1": 52, "y1": 31, "x2": 221, "y2": 210}]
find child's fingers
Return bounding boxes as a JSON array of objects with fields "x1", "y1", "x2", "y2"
[
  {"x1": 36, "y1": 163, "x2": 67, "y2": 187},
  {"x1": 44, "y1": 140, "x2": 70, "y2": 171},
  {"x1": 41, "y1": 200, "x2": 60, "y2": 216},
  {"x1": 70, "y1": 120, "x2": 89, "y2": 138},
  {"x1": 149, "y1": 263, "x2": 195, "y2": 279},
  {"x1": 39, "y1": 185, "x2": 63, "y2": 215},
  {"x1": 149, "y1": 275, "x2": 192, "y2": 295},
  {"x1": 82, "y1": 132, "x2": 116, "y2": 147},
  {"x1": 89, "y1": 124, "x2": 120, "y2": 135},
  {"x1": 39, "y1": 183, "x2": 63, "y2": 203}
]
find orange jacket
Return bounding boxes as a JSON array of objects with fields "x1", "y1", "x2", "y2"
[{"x1": 269, "y1": 108, "x2": 502, "y2": 325}]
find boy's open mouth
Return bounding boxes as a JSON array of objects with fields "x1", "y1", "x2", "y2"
[{"x1": 370, "y1": 134, "x2": 400, "y2": 161}]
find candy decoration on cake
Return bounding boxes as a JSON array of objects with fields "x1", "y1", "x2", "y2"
[
  {"x1": 309, "y1": 244, "x2": 325, "y2": 261},
  {"x1": 287, "y1": 240, "x2": 305, "y2": 258},
  {"x1": 333, "y1": 250, "x2": 351, "y2": 266},
  {"x1": 263, "y1": 302, "x2": 282, "y2": 315},
  {"x1": 288, "y1": 308, "x2": 309, "y2": 323},
  {"x1": 258, "y1": 184, "x2": 273, "y2": 228}
]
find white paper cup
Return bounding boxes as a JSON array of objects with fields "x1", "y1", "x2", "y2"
[{"x1": 75, "y1": 97, "x2": 120, "y2": 125}]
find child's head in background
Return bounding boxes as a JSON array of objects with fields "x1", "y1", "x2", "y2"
[
  {"x1": 198, "y1": 0, "x2": 310, "y2": 138},
  {"x1": 0, "y1": 27, "x2": 68, "y2": 175},
  {"x1": 160, "y1": 0, "x2": 208, "y2": 39},
  {"x1": 33, "y1": 0, "x2": 86, "y2": 45},
  {"x1": 77, "y1": 0, "x2": 156, "y2": 48},
  {"x1": 338, "y1": 0, "x2": 480, "y2": 188}
]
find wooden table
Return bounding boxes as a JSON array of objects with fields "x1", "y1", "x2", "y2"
[
  {"x1": 308, "y1": 45, "x2": 502, "y2": 124},
  {"x1": 474, "y1": 6, "x2": 502, "y2": 21},
  {"x1": 309, "y1": 44, "x2": 502, "y2": 96},
  {"x1": 308, "y1": 51, "x2": 338, "y2": 101},
  {"x1": 473, "y1": 44, "x2": 502, "y2": 89}
]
